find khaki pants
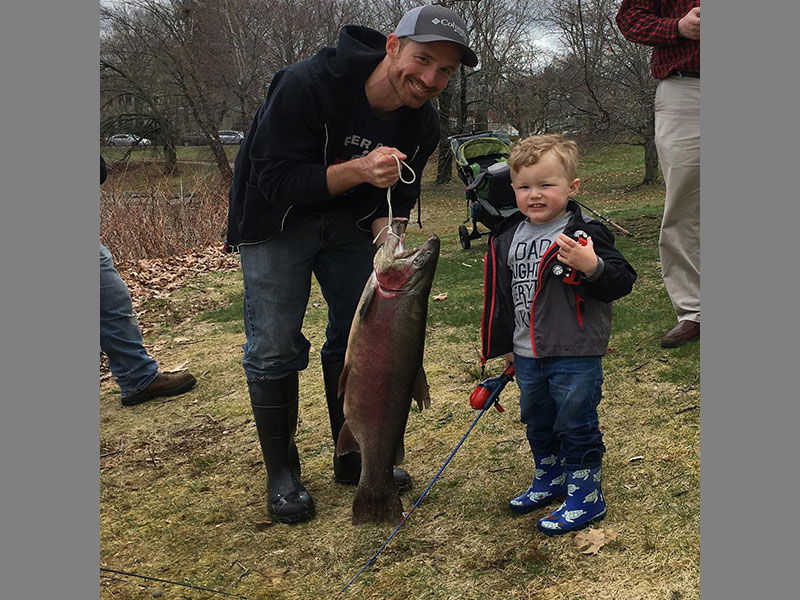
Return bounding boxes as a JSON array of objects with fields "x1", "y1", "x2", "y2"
[{"x1": 655, "y1": 76, "x2": 700, "y2": 323}]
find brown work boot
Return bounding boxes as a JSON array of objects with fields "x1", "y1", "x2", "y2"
[
  {"x1": 660, "y1": 320, "x2": 700, "y2": 348},
  {"x1": 121, "y1": 372, "x2": 197, "y2": 406}
]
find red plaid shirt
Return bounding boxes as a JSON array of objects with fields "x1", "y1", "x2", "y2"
[{"x1": 616, "y1": 0, "x2": 700, "y2": 79}]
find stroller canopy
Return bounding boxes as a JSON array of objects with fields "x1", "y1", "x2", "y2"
[{"x1": 452, "y1": 136, "x2": 511, "y2": 168}]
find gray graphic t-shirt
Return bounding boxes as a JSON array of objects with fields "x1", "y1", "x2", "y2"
[{"x1": 507, "y1": 214, "x2": 570, "y2": 357}]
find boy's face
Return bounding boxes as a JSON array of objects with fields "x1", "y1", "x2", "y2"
[{"x1": 511, "y1": 151, "x2": 580, "y2": 225}]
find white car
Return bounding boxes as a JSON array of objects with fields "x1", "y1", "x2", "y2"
[
  {"x1": 107, "y1": 133, "x2": 152, "y2": 146},
  {"x1": 218, "y1": 130, "x2": 244, "y2": 144}
]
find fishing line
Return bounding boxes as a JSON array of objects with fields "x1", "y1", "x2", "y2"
[
  {"x1": 100, "y1": 567, "x2": 249, "y2": 599},
  {"x1": 372, "y1": 155, "x2": 416, "y2": 245}
]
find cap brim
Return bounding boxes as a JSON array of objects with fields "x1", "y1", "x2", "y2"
[{"x1": 405, "y1": 34, "x2": 478, "y2": 67}]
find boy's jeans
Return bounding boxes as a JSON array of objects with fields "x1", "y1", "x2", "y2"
[
  {"x1": 514, "y1": 354, "x2": 605, "y2": 469},
  {"x1": 239, "y1": 209, "x2": 375, "y2": 383},
  {"x1": 100, "y1": 243, "x2": 158, "y2": 396}
]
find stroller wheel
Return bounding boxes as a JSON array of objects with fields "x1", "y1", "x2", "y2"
[{"x1": 458, "y1": 225, "x2": 471, "y2": 250}]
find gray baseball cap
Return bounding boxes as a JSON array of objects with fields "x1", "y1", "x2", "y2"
[{"x1": 395, "y1": 5, "x2": 478, "y2": 67}]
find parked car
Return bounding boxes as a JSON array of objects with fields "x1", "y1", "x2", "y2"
[
  {"x1": 218, "y1": 130, "x2": 244, "y2": 144},
  {"x1": 106, "y1": 133, "x2": 152, "y2": 146},
  {"x1": 181, "y1": 131, "x2": 211, "y2": 146}
]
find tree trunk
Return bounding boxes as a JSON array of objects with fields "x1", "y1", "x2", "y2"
[
  {"x1": 162, "y1": 142, "x2": 178, "y2": 176},
  {"x1": 209, "y1": 139, "x2": 233, "y2": 181},
  {"x1": 458, "y1": 65, "x2": 468, "y2": 132},
  {"x1": 436, "y1": 83, "x2": 454, "y2": 184},
  {"x1": 641, "y1": 113, "x2": 660, "y2": 185},
  {"x1": 643, "y1": 136, "x2": 660, "y2": 185}
]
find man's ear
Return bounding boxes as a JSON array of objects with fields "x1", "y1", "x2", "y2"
[{"x1": 385, "y1": 33, "x2": 400, "y2": 58}]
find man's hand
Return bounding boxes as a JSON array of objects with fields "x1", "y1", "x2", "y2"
[
  {"x1": 326, "y1": 146, "x2": 407, "y2": 197},
  {"x1": 555, "y1": 233, "x2": 599, "y2": 276},
  {"x1": 678, "y1": 6, "x2": 701, "y2": 40},
  {"x1": 359, "y1": 147, "x2": 408, "y2": 189}
]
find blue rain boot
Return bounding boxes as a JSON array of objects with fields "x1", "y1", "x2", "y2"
[
  {"x1": 509, "y1": 453, "x2": 566, "y2": 514},
  {"x1": 536, "y1": 465, "x2": 606, "y2": 536}
]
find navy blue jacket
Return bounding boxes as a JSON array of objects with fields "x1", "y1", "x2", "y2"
[
  {"x1": 481, "y1": 200, "x2": 637, "y2": 360},
  {"x1": 226, "y1": 26, "x2": 440, "y2": 249}
]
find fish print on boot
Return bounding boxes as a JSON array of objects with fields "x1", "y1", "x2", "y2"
[
  {"x1": 537, "y1": 466, "x2": 606, "y2": 536},
  {"x1": 509, "y1": 453, "x2": 566, "y2": 514}
]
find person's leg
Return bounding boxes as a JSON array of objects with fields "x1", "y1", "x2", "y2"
[
  {"x1": 536, "y1": 357, "x2": 606, "y2": 535},
  {"x1": 313, "y1": 209, "x2": 411, "y2": 491},
  {"x1": 239, "y1": 222, "x2": 320, "y2": 523},
  {"x1": 509, "y1": 355, "x2": 565, "y2": 514},
  {"x1": 99, "y1": 243, "x2": 158, "y2": 396},
  {"x1": 655, "y1": 77, "x2": 701, "y2": 345}
]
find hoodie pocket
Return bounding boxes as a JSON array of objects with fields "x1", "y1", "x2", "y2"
[{"x1": 240, "y1": 183, "x2": 281, "y2": 241}]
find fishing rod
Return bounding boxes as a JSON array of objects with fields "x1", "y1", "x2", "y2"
[
  {"x1": 339, "y1": 363, "x2": 515, "y2": 595},
  {"x1": 574, "y1": 200, "x2": 634, "y2": 237}
]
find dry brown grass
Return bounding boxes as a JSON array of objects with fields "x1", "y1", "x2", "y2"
[
  {"x1": 99, "y1": 145, "x2": 699, "y2": 600},
  {"x1": 100, "y1": 161, "x2": 229, "y2": 261}
]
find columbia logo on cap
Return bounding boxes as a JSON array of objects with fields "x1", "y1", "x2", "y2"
[{"x1": 394, "y1": 5, "x2": 478, "y2": 67}]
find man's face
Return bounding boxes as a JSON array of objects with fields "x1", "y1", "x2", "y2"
[
  {"x1": 511, "y1": 151, "x2": 580, "y2": 225},
  {"x1": 385, "y1": 35, "x2": 461, "y2": 109}
]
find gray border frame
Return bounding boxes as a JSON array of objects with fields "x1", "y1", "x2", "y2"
[
  {"x1": 3, "y1": 0, "x2": 797, "y2": 598},
  {"x1": 701, "y1": 1, "x2": 797, "y2": 599},
  {"x1": 1, "y1": 2, "x2": 99, "y2": 598}
]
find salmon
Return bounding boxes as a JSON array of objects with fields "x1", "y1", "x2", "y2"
[{"x1": 335, "y1": 218, "x2": 439, "y2": 524}]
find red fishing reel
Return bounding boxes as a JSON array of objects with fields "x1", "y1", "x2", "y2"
[
  {"x1": 469, "y1": 363, "x2": 515, "y2": 412},
  {"x1": 551, "y1": 230, "x2": 589, "y2": 285}
]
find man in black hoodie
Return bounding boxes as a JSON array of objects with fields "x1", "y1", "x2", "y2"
[{"x1": 227, "y1": 5, "x2": 477, "y2": 524}]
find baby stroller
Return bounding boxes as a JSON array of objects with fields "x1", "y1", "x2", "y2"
[{"x1": 449, "y1": 130, "x2": 519, "y2": 249}]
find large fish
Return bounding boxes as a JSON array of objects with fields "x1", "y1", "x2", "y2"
[{"x1": 335, "y1": 218, "x2": 439, "y2": 524}]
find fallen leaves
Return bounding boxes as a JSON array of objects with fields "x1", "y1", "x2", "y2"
[
  {"x1": 433, "y1": 293, "x2": 449, "y2": 301},
  {"x1": 574, "y1": 527, "x2": 618, "y2": 554}
]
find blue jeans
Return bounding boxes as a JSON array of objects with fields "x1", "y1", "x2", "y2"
[
  {"x1": 514, "y1": 354, "x2": 605, "y2": 469},
  {"x1": 100, "y1": 243, "x2": 158, "y2": 397},
  {"x1": 239, "y1": 208, "x2": 375, "y2": 382}
]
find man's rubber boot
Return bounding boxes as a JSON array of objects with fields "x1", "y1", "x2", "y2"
[
  {"x1": 322, "y1": 360, "x2": 412, "y2": 493},
  {"x1": 537, "y1": 465, "x2": 606, "y2": 536},
  {"x1": 249, "y1": 374, "x2": 314, "y2": 524},
  {"x1": 509, "y1": 452, "x2": 566, "y2": 514}
]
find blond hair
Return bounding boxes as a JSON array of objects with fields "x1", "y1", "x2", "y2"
[{"x1": 509, "y1": 134, "x2": 579, "y2": 181}]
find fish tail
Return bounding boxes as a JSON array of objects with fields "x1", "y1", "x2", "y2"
[{"x1": 351, "y1": 486, "x2": 403, "y2": 525}]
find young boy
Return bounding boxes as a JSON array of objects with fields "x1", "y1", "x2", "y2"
[{"x1": 479, "y1": 134, "x2": 636, "y2": 535}]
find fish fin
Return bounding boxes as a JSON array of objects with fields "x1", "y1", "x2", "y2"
[
  {"x1": 335, "y1": 421, "x2": 360, "y2": 456},
  {"x1": 357, "y1": 282, "x2": 375, "y2": 321},
  {"x1": 394, "y1": 438, "x2": 405, "y2": 466},
  {"x1": 412, "y1": 366, "x2": 431, "y2": 411},
  {"x1": 352, "y1": 487, "x2": 403, "y2": 525},
  {"x1": 337, "y1": 363, "x2": 349, "y2": 399}
]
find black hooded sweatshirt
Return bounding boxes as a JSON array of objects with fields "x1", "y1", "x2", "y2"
[{"x1": 226, "y1": 25, "x2": 441, "y2": 250}]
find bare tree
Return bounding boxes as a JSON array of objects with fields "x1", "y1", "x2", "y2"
[{"x1": 541, "y1": 0, "x2": 659, "y2": 184}]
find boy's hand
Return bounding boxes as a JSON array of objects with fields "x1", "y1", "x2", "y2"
[{"x1": 556, "y1": 233, "x2": 599, "y2": 276}]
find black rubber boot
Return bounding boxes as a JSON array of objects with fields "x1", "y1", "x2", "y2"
[
  {"x1": 249, "y1": 374, "x2": 315, "y2": 524},
  {"x1": 322, "y1": 360, "x2": 413, "y2": 493}
]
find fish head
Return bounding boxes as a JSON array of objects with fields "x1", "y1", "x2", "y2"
[{"x1": 374, "y1": 218, "x2": 440, "y2": 294}]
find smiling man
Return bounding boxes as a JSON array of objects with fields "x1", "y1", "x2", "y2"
[{"x1": 226, "y1": 5, "x2": 476, "y2": 525}]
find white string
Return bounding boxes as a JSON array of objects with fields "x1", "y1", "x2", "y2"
[{"x1": 372, "y1": 155, "x2": 417, "y2": 245}]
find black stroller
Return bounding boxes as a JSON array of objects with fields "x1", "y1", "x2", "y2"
[{"x1": 449, "y1": 130, "x2": 519, "y2": 249}]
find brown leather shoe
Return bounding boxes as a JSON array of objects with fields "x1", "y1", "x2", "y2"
[
  {"x1": 121, "y1": 372, "x2": 197, "y2": 406},
  {"x1": 660, "y1": 320, "x2": 700, "y2": 348}
]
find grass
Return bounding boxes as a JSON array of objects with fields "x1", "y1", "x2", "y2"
[{"x1": 100, "y1": 144, "x2": 699, "y2": 600}]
